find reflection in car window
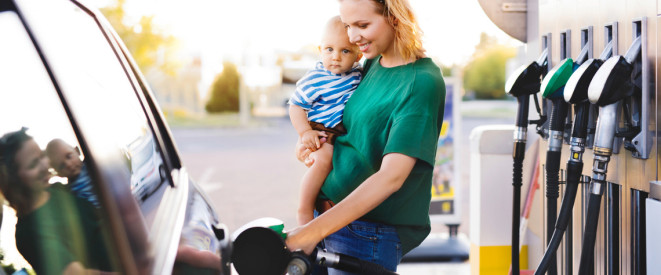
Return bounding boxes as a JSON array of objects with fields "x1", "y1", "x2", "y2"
[
  {"x1": 15, "y1": 0, "x2": 169, "y2": 208},
  {"x1": 0, "y1": 11, "x2": 118, "y2": 273}
]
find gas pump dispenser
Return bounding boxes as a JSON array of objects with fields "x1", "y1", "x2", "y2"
[
  {"x1": 504, "y1": 49, "x2": 548, "y2": 275},
  {"x1": 577, "y1": 35, "x2": 642, "y2": 274},
  {"x1": 533, "y1": 39, "x2": 613, "y2": 275},
  {"x1": 537, "y1": 46, "x2": 579, "y2": 275}
]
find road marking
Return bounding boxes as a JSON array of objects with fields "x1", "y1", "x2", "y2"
[
  {"x1": 202, "y1": 182, "x2": 224, "y2": 192},
  {"x1": 198, "y1": 167, "x2": 223, "y2": 191},
  {"x1": 198, "y1": 167, "x2": 215, "y2": 183}
]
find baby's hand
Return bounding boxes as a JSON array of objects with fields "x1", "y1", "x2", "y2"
[{"x1": 301, "y1": 130, "x2": 327, "y2": 151}]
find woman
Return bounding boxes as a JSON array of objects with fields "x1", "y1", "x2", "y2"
[
  {"x1": 0, "y1": 128, "x2": 115, "y2": 275},
  {"x1": 286, "y1": 0, "x2": 446, "y2": 273}
]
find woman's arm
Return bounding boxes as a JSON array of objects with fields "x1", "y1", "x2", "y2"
[
  {"x1": 285, "y1": 152, "x2": 416, "y2": 254},
  {"x1": 63, "y1": 262, "x2": 118, "y2": 275}
]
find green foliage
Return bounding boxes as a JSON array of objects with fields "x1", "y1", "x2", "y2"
[
  {"x1": 463, "y1": 33, "x2": 516, "y2": 99},
  {"x1": 99, "y1": 0, "x2": 180, "y2": 75},
  {"x1": 206, "y1": 62, "x2": 240, "y2": 113},
  {"x1": 441, "y1": 65, "x2": 453, "y2": 77}
]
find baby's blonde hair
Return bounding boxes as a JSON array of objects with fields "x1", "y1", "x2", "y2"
[{"x1": 373, "y1": 0, "x2": 425, "y2": 60}]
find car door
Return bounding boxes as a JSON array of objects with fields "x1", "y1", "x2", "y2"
[{"x1": 1, "y1": 0, "x2": 226, "y2": 274}]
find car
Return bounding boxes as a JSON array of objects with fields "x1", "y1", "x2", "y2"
[
  {"x1": 0, "y1": 0, "x2": 230, "y2": 274},
  {"x1": 126, "y1": 134, "x2": 166, "y2": 201}
]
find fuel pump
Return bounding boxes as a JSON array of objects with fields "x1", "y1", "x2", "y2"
[
  {"x1": 577, "y1": 36, "x2": 641, "y2": 274},
  {"x1": 533, "y1": 40, "x2": 614, "y2": 275},
  {"x1": 504, "y1": 48, "x2": 548, "y2": 275},
  {"x1": 538, "y1": 51, "x2": 576, "y2": 275}
]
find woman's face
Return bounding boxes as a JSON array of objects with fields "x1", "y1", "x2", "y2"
[
  {"x1": 15, "y1": 139, "x2": 50, "y2": 191},
  {"x1": 340, "y1": 0, "x2": 396, "y2": 60}
]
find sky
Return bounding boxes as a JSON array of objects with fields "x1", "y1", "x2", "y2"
[
  {"x1": 95, "y1": 0, "x2": 521, "y2": 62},
  {"x1": 90, "y1": 0, "x2": 522, "y2": 93}
]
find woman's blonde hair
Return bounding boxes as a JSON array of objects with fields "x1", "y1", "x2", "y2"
[{"x1": 373, "y1": 0, "x2": 425, "y2": 60}]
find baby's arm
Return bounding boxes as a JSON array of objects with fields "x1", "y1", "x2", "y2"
[
  {"x1": 289, "y1": 105, "x2": 326, "y2": 151},
  {"x1": 297, "y1": 144, "x2": 334, "y2": 225}
]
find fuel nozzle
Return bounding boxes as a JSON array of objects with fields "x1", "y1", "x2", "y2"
[
  {"x1": 577, "y1": 37, "x2": 642, "y2": 275},
  {"x1": 505, "y1": 48, "x2": 548, "y2": 98},
  {"x1": 505, "y1": 48, "x2": 548, "y2": 136},
  {"x1": 587, "y1": 36, "x2": 641, "y2": 154},
  {"x1": 505, "y1": 48, "x2": 548, "y2": 275},
  {"x1": 588, "y1": 37, "x2": 641, "y2": 106}
]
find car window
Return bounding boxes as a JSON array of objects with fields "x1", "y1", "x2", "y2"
[
  {"x1": 14, "y1": 0, "x2": 169, "y2": 217},
  {"x1": 0, "y1": 10, "x2": 119, "y2": 273}
]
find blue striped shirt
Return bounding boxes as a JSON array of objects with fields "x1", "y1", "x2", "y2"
[
  {"x1": 289, "y1": 61, "x2": 362, "y2": 128},
  {"x1": 69, "y1": 163, "x2": 100, "y2": 208}
]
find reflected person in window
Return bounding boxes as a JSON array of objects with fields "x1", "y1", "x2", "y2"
[
  {"x1": 0, "y1": 128, "x2": 116, "y2": 275},
  {"x1": 46, "y1": 139, "x2": 100, "y2": 208}
]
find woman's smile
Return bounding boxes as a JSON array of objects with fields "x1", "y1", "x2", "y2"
[{"x1": 358, "y1": 42, "x2": 371, "y2": 52}]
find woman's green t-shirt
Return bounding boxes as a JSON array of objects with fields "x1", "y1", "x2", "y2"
[{"x1": 321, "y1": 56, "x2": 446, "y2": 254}]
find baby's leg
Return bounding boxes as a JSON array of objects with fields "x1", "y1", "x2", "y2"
[{"x1": 297, "y1": 144, "x2": 334, "y2": 225}]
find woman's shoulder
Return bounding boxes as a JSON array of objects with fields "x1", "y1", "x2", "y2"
[{"x1": 411, "y1": 58, "x2": 445, "y2": 90}]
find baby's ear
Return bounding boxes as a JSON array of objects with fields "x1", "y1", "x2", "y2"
[
  {"x1": 356, "y1": 52, "x2": 363, "y2": 62},
  {"x1": 74, "y1": 146, "x2": 81, "y2": 156}
]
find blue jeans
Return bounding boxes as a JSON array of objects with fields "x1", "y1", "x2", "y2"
[{"x1": 312, "y1": 212, "x2": 402, "y2": 275}]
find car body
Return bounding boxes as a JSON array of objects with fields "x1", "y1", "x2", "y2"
[{"x1": 0, "y1": 0, "x2": 230, "y2": 274}]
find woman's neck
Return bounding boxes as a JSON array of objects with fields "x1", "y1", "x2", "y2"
[{"x1": 379, "y1": 53, "x2": 416, "y2": 68}]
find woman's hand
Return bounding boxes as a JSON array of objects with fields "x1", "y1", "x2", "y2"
[{"x1": 285, "y1": 225, "x2": 320, "y2": 255}]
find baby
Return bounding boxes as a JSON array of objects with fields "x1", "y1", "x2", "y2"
[
  {"x1": 46, "y1": 139, "x2": 100, "y2": 208},
  {"x1": 288, "y1": 15, "x2": 362, "y2": 225}
]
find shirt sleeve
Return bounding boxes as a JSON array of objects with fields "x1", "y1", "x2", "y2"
[
  {"x1": 383, "y1": 71, "x2": 446, "y2": 166},
  {"x1": 289, "y1": 69, "x2": 325, "y2": 110}
]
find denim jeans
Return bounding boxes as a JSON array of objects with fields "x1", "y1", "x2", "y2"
[{"x1": 312, "y1": 212, "x2": 402, "y2": 275}]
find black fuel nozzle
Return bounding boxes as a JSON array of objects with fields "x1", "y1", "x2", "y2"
[
  {"x1": 588, "y1": 36, "x2": 641, "y2": 107},
  {"x1": 577, "y1": 37, "x2": 642, "y2": 275},
  {"x1": 231, "y1": 218, "x2": 398, "y2": 275},
  {"x1": 505, "y1": 48, "x2": 548, "y2": 130},
  {"x1": 565, "y1": 40, "x2": 614, "y2": 147},
  {"x1": 505, "y1": 48, "x2": 548, "y2": 275}
]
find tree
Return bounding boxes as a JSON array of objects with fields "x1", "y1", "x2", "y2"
[
  {"x1": 206, "y1": 62, "x2": 240, "y2": 113},
  {"x1": 463, "y1": 33, "x2": 516, "y2": 99},
  {"x1": 99, "y1": 0, "x2": 180, "y2": 75}
]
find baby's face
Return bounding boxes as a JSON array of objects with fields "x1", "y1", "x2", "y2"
[
  {"x1": 320, "y1": 28, "x2": 361, "y2": 75},
  {"x1": 48, "y1": 143, "x2": 82, "y2": 178}
]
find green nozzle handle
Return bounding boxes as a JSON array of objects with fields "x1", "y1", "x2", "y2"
[{"x1": 542, "y1": 58, "x2": 574, "y2": 99}]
